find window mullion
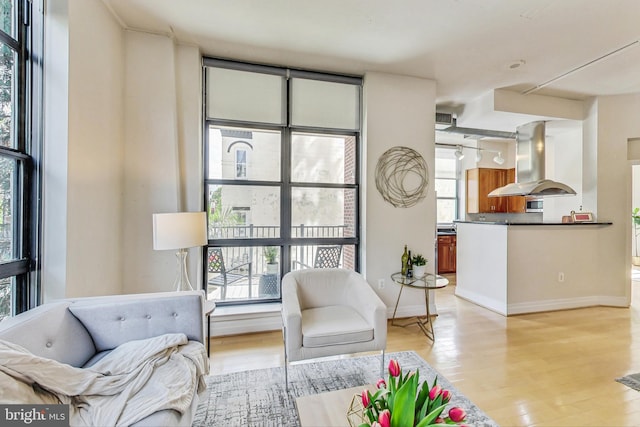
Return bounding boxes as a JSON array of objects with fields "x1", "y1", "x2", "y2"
[{"x1": 281, "y1": 125, "x2": 292, "y2": 273}]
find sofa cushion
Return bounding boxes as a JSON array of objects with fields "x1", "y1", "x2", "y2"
[
  {"x1": 69, "y1": 294, "x2": 203, "y2": 352},
  {"x1": 0, "y1": 301, "x2": 96, "y2": 367},
  {"x1": 301, "y1": 305, "x2": 373, "y2": 348}
]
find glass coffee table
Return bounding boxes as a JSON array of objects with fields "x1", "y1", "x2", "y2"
[{"x1": 390, "y1": 272, "x2": 449, "y2": 342}]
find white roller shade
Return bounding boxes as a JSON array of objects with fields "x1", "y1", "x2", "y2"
[
  {"x1": 206, "y1": 67, "x2": 285, "y2": 125},
  {"x1": 290, "y1": 78, "x2": 360, "y2": 130}
]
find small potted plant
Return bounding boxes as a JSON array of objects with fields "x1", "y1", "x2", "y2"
[
  {"x1": 412, "y1": 254, "x2": 427, "y2": 278},
  {"x1": 263, "y1": 246, "x2": 279, "y2": 274}
]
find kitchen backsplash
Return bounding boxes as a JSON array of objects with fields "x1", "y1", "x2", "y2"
[{"x1": 466, "y1": 212, "x2": 543, "y2": 223}]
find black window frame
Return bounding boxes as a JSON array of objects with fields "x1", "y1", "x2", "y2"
[
  {"x1": 0, "y1": 0, "x2": 43, "y2": 318},
  {"x1": 202, "y1": 58, "x2": 362, "y2": 306}
]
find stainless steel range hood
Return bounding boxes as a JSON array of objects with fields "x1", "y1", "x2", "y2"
[{"x1": 488, "y1": 121, "x2": 576, "y2": 198}]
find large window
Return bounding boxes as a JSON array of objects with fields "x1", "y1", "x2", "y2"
[
  {"x1": 0, "y1": 0, "x2": 43, "y2": 320},
  {"x1": 435, "y1": 147, "x2": 459, "y2": 224},
  {"x1": 203, "y1": 59, "x2": 361, "y2": 305}
]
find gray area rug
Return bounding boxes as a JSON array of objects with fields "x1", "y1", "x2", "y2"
[
  {"x1": 193, "y1": 350, "x2": 498, "y2": 427},
  {"x1": 616, "y1": 373, "x2": 640, "y2": 391}
]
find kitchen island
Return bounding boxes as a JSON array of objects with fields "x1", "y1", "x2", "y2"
[{"x1": 455, "y1": 220, "x2": 624, "y2": 316}]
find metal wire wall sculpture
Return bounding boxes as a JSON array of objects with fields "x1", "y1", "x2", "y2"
[{"x1": 375, "y1": 146, "x2": 429, "y2": 208}]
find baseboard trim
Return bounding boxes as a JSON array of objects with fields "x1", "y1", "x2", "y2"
[
  {"x1": 454, "y1": 288, "x2": 507, "y2": 316},
  {"x1": 454, "y1": 287, "x2": 629, "y2": 316},
  {"x1": 507, "y1": 295, "x2": 629, "y2": 315}
]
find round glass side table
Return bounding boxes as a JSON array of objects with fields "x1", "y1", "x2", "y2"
[{"x1": 390, "y1": 272, "x2": 449, "y2": 342}]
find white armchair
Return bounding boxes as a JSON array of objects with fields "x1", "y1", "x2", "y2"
[{"x1": 281, "y1": 268, "x2": 387, "y2": 389}]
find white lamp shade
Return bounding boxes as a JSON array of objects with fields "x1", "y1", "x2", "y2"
[{"x1": 153, "y1": 212, "x2": 207, "y2": 250}]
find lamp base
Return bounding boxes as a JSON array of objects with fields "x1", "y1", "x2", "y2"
[{"x1": 174, "y1": 249, "x2": 194, "y2": 292}]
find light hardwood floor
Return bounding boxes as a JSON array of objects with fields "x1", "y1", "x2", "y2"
[{"x1": 209, "y1": 273, "x2": 640, "y2": 426}]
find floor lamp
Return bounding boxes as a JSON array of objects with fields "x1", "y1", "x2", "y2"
[{"x1": 153, "y1": 212, "x2": 207, "y2": 291}]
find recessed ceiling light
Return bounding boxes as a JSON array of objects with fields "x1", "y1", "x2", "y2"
[{"x1": 508, "y1": 60, "x2": 526, "y2": 70}]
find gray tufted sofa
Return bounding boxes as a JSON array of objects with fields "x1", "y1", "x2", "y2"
[{"x1": 0, "y1": 290, "x2": 207, "y2": 426}]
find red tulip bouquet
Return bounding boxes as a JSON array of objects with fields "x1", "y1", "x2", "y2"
[{"x1": 357, "y1": 359, "x2": 467, "y2": 427}]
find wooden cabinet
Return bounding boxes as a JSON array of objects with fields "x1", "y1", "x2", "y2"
[
  {"x1": 466, "y1": 168, "x2": 507, "y2": 213},
  {"x1": 437, "y1": 235, "x2": 456, "y2": 274},
  {"x1": 506, "y1": 168, "x2": 526, "y2": 213},
  {"x1": 466, "y1": 167, "x2": 527, "y2": 214}
]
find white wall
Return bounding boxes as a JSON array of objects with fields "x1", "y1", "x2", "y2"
[
  {"x1": 43, "y1": 3, "x2": 203, "y2": 299},
  {"x1": 43, "y1": 0, "x2": 125, "y2": 300},
  {"x1": 584, "y1": 94, "x2": 640, "y2": 305},
  {"x1": 173, "y1": 43, "x2": 204, "y2": 287},
  {"x1": 363, "y1": 72, "x2": 436, "y2": 316},
  {"x1": 42, "y1": 0, "x2": 69, "y2": 302},
  {"x1": 506, "y1": 226, "x2": 606, "y2": 312},
  {"x1": 122, "y1": 32, "x2": 202, "y2": 293},
  {"x1": 543, "y1": 127, "x2": 583, "y2": 221},
  {"x1": 455, "y1": 222, "x2": 508, "y2": 314},
  {"x1": 475, "y1": 139, "x2": 515, "y2": 170}
]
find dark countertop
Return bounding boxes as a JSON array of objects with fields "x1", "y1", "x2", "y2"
[
  {"x1": 455, "y1": 220, "x2": 612, "y2": 226},
  {"x1": 437, "y1": 231, "x2": 457, "y2": 236}
]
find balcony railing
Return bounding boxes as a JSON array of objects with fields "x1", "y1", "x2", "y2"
[
  {"x1": 209, "y1": 224, "x2": 346, "y2": 239},
  {"x1": 207, "y1": 224, "x2": 349, "y2": 302}
]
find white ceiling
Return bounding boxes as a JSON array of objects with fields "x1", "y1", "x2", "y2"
[{"x1": 103, "y1": 0, "x2": 640, "y2": 127}]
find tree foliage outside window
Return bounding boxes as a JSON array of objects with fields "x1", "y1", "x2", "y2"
[
  {"x1": 0, "y1": 0, "x2": 11, "y2": 37},
  {"x1": 0, "y1": 0, "x2": 13, "y2": 149},
  {"x1": 208, "y1": 186, "x2": 241, "y2": 238},
  {"x1": 0, "y1": 0, "x2": 14, "y2": 320}
]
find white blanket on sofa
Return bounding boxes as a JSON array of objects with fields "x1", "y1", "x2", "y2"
[{"x1": 0, "y1": 333, "x2": 208, "y2": 426}]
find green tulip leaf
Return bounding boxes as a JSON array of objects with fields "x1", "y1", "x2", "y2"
[
  {"x1": 370, "y1": 389, "x2": 383, "y2": 402},
  {"x1": 428, "y1": 393, "x2": 444, "y2": 413},
  {"x1": 364, "y1": 408, "x2": 375, "y2": 423},
  {"x1": 416, "y1": 403, "x2": 447, "y2": 427},
  {"x1": 415, "y1": 382, "x2": 430, "y2": 419},
  {"x1": 390, "y1": 373, "x2": 418, "y2": 427}
]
